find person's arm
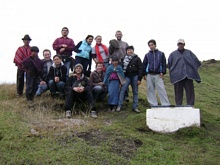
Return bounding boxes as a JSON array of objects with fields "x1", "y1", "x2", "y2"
[
  {"x1": 73, "y1": 41, "x2": 82, "y2": 53},
  {"x1": 142, "y1": 54, "x2": 148, "y2": 76},
  {"x1": 84, "y1": 77, "x2": 92, "y2": 92},
  {"x1": 161, "y1": 52, "x2": 167, "y2": 74},
  {"x1": 52, "y1": 38, "x2": 63, "y2": 51},
  {"x1": 137, "y1": 57, "x2": 143, "y2": 81},
  {"x1": 59, "y1": 66, "x2": 67, "y2": 82},
  {"x1": 190, "y1": 51, "x2": 201, "y2": 69},
  {"x1": 65, "y1": 39, "x2": 75, "y2": 51}
]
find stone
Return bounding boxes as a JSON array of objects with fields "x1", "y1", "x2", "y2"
[{"x1": 146, "y1": 107, "x2": 200, "y2": 133}]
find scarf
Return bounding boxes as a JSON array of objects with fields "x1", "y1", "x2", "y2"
[
  {"x1": 123, "y1": 54, "x2": 135, "y2": 72},
  {"x1": 95, "y1": 44, "x2": 108, "y2": 62}
]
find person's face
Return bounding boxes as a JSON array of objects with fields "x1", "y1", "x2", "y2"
[
  {"x1": 43, "y1": 51, "x2": 51, "y2": 61},
  {"x1": 75, "y1": 66, "x2": 82, "y2": 74},
  {"x1": 112, "y1": 60, "x2": 119, "y2": 66},
  {"x1": 126, "y1": 49, "x2": 134, "y2": 55},
  {"x1": 95, "y1": 36, "x2": 102, "y2": 45},
  {"x1": 31, "y1": 51, "x2": 38, "y2": 57},
  {"x1": 115, "y1": 32, "x2": 123, "y2": 41},
  {"x1": 177, "y1": 43, "x2": 185, "y2": 50},
  {"x1": 61, "y1": 29, "x2": 69, "y2": 37},
  {"x1": 148, "y1": 42, "x2": 156, "y2": 51},
  {"x1": 96, "y1": 63, "x2": 103, "y2": 72},
  {"x1": 23, "y1": 39, "x2": 31, "y2": 46},
  {"x1": 53, "y1": 57, "x2": 62, "y2": 66},
  {"x1": 87, "y1": 37, "x2": 93, "y2": 45}
]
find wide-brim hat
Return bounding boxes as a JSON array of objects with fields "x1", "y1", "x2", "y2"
[{"x1": 22, "y1": 34, "x2": 32, "y2": 41}]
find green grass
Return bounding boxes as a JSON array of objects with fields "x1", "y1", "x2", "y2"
[{"x1": 0, "y1": 60, "x2": 220, "y2": 164}]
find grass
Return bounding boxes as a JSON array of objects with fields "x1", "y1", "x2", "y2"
[{"x1": 0, "y1": 60, "x2": 220, "y2": 164}]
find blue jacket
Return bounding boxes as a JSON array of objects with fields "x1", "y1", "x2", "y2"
[
  {"x1": 74, "y1": 40, "x2": 92, "y2": 60},
  {"x1": 168, "y1": 49, "x2": 201, "y2": 84},
  {"x1": 143, "y1": 49, "x2": 167, "y2": 75}
]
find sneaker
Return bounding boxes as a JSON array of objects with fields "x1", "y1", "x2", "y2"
[
  {"x1": 90, "y1": 111, "x2": 97, "y2": 118},
  {"x1": 133, "y1": 108, "x2": 140, "y2": 113},
  {"x1": 66, "y1": 110, "x2": 71, "y2": 118},
  {"x1": 125, "y1": 97, "x2": 129, "y2": 102},
  {"x1": 116, "y1": 106, "x2": 121, "y2": 112}
]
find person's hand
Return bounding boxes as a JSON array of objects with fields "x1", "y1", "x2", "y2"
[
  {"x1": 160, "y1": 73, "x2": 164, "y2": 79},
  {"x1": 144, "y1": 75, "x2": 147, "y2": 80},
  {"x1": 59, "y1": 48, "x2": 65, "y2": 53},
  {"x1": 54, "y1": 77, "x2": 59, "y2": 82},
  {"x1": 137, "y1": 81, "x2": 141, "y2": 85},
  {"x1": 98, "y1": 82, "x2": 104, "y2": 86},
  {"x1": 62, "y1": 44, "x2": 67, "y2": 48},
  {"x1": 40, "y1": 81, "x2": 46, "y2": 85}
]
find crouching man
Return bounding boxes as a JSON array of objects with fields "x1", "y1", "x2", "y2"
[{"x1": 65, "y1": 63, "x2": 97, "y2": 118}]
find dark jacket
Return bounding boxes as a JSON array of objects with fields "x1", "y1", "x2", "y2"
[
  {"x1": 47, "y1": 63, "x2": 67, "y2": 83},
  {"x1": 40, "y1": 59, "x2": 53, "y2": 81},
  {"x1": 65, "y1": 74, "x2": 92, "y2": 92},
  {"x1": 168, "y1": 49, "x2": 201, "y2": 84},
  {"x1": 122, "y1": 55, "x2": 143, "y2": 81},
  {"x1": 143, "y1": 49, "x2": 167, "y2": 75}
]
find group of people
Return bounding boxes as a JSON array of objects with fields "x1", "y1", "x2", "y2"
[{"x1": 13, "y1": 27, "x2": 201, "y2": 118}]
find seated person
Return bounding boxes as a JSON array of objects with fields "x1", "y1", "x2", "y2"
[
  {"x1": 47, "y1": 55, "x2": 67, "y2": 97},
  {"x1": 90, "y1": 62, "x2": 108, "y2": 102},
  {"x1": 65, "y1": 63, "x2": 97, "y2": 118},
  {"x1": 36, "y1": 49, "x2": 53, "y2": 96}
]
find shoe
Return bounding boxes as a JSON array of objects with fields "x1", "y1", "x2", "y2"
[
  {"x1": 111, "y1": 106, "x2": 116, "y2": 112},
  {"x1": 133, "y1": 108, "x2": 140, "y2": 113},
  {"x1": 66, "y1": 110, "x2": 71, "y2": 118},
  {"x1": 116, "y1": 106, "x2": 121, "y2": 112},
  {"x1": 108, "y1": 106, "x2": 112, "y2": 112},
  {"x1": 125, "y1": 97, "x2": 129, "y2": 102},
  {"x1": 90, "y1": 111, "x2": 97, "y2": 118}
]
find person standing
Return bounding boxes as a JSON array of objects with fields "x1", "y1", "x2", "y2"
[
  {"x1": 35, "y1": 49, "x2": 53, "y2": 96},
  {"x1": 168, "y1": 39, "x2": 201, "y2": 106},
  {"x1": 52, "y1": 27, "x2": 75, "y2": 79},
  {"x1": 143, "y1": 39, "x2": 170, "y2": 107},
  {"x1": 22, "y1": 46, "x2": 44, "y2": 107},
  {"x1": 73, "y1": 35, "x2": 94, "y2": 77},
  {"x1": 117, "y1": 46, "x2": 143, "y2": 113},
  {"x1": 92, "y1": 35, "x2": 109, "y2": 71},
  {"x1": 13, "y1": 34, "x2": 32, "y2": 97}
]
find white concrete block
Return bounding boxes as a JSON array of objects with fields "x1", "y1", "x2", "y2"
[{"x1": 146, "y1": 107, "x2": 200, "y2": 133}]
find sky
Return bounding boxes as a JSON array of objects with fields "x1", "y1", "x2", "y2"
[{"x1": 0, "y1": 0, "x2": 219, "y2": 84}]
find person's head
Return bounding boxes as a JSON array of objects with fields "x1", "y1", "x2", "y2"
[
  {"x1": 30, "y1": 46, "x2": 39, "y2": 57},
  {"x1": 95, "y1": 35, "x2": 102, "y2": 45},
  {"x1": 126, "y1": 45, "x2": 134, "y2": 55},
  {"x1": 115, "y1": 30, "x2": 123, "y2": 41},
  {"x1": 96, "y1": 62, "x2": 104, "y2": 72},
  {"x1": 53, "y1": 55, "x2": 62, "y2": 66},
  {"x1": 42, "y1": 49, "x2": 51, "y2": 61},
  {"x1": 74, "y1": 63, "x2": 83, "y2": 75},
  {"x1": 85, "y1": 35, "x2": 94, "y2": 45},
  {"x1": 148, "y1": 39, "x2": 157, "y2": 51},
  {"x1": 111, "y1": 55, "x2": 119, "y2": 66},
  {"x1": 177, "y1": 39, "x2": 185, "y2": 50},
  {"x1": 22, "y1": 34, "x2": 32, "y2": 46},
  {"x1": 61, "y1": 27, "x2": 69, "y2": 37}
]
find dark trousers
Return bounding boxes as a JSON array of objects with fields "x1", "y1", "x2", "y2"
[
  {"x1": 16, "y1": 68, "x2": 26, "y2": 95},
  {"x1": 26, "y1": 74, "x2": 38, "y2": 101},
  {"x1": 174, "y1": 78, "x2": 195, "y2": 106},
  {"x1": 65, "y1": 89, "x2": 94, "y2": 111},
  {"x1": 74, "y1": 56, "x2": 90, "y2": 75}
]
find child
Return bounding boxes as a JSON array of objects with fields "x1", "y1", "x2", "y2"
[
  {"x1": 103, "y1": 56, "x2": 125, "y2": 112},
  {"x1": 47, "y1": 55, "x2": 67, "y2": 98}
]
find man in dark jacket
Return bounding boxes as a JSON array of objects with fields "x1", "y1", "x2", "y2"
[
  {"x1": 22, "y1": 46, "x2": 44, "y2": 107},
  {"x1": 168, "y1": 39, "x2": 201, "y2": 106},
  {"x1": 143, "y1": 39, "x2": 170, "y2": 106},
  {"x1": 116, "y1": 46, "x2": 143, "y2": 113},
  {"x1": 65, "y1": 63, "x2": 97, "y2": 118},
  {"x1": 47, "y1": 55, "x2": 67, "y2": 98}
]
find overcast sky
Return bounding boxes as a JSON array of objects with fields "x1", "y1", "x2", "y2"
[{"x1": 0, "y1": 0, "x2": 219, "y2": 83}]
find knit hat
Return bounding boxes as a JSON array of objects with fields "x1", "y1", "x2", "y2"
[
  {"x1": 22, "y1": 34, "x2": 32, "y2": 41},
  {"x1": 74, "y1": 63, "x2": 83, "y2": 70},
  {"x1": 31, "y1": 46, "x2": 39, "y2": 52},
  {"x1": 126, "y1": 45, "x2": 134, "y2": 51}
]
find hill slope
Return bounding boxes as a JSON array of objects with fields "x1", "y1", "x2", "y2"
[{"x1": 0, "y1": 60, "x2": 220, "y2": 164}]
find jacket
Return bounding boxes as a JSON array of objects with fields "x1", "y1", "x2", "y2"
[
  {"x1": 74, "y1": 40, "x2": 92, "y2": 60},
  {"x1": 47, "y1": 62, "x2": 67, "y2": 83},
  {"x1": 143, "y1": 49, "x2": 167, "y2": 75},
  {"x1": 168, "y1": 49, "x2": 201, "y2": 84}
]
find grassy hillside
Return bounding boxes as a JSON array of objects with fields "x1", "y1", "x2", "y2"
[{"x1": 0, "y1": 60, "x2": 220, "y2": 165}]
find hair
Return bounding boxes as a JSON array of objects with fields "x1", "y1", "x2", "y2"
[
  {"x1": 96, "y1": 62, "x2": 104, "y2": 68},
  {"x1": 53, "y1": 54, "x2": 62, "y2": 59},
  {"x1": 61, "y1": 27, "x2": 69, "y2": 31},
  {"x1": 126, "y1": 45, "x2": 134, "y2": 51},
  {"x1": 115, "y1": 30, "x2": 122, "y2": 34},
  {"x1": 95, "y1": 35, "x2": 102, "y2": 40},
  {"x1": 148, "y1": 39, "x2": 156, "y2": 46},
  {"x1": 43, "y1": 49, "x2": 51, "y2": 55},
  {"x1": 85, "y1": 35, "x2": 94, "y2": 40}
]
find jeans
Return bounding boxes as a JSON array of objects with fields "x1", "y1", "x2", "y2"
[
  {"x1": 93, "y1": 86, "x2": 108, "y2": 101},
  {"x1": 48, "y1": 80, "x2": 65, "y2": 94},
  {"x1": 36, "y1": 83, "x2": 48, "y2": 96},
  {"x1": 118, "y1": 75, "x2": 138, "y2": 109}
]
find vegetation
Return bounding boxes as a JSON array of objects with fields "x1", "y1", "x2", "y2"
[{"x1": 0, "y1": 60, "x2": 220, "y2": 165}]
